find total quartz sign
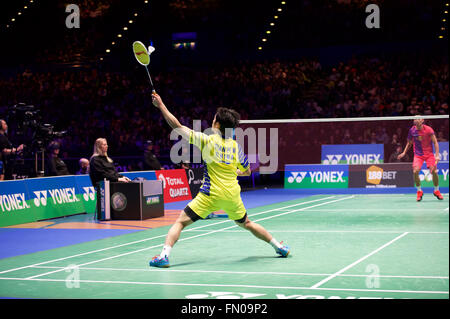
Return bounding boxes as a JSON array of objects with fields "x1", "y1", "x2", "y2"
[{"x1": 156, "y1": 169, "x2": 192, "y2": 203}]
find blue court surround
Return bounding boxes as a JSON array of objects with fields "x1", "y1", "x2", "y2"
[{"x1": 0, "y1": 228, "x2": 140, "y2": 259}]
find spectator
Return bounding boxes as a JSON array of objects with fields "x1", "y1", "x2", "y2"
[
  {"x1": 389, "y1": 144, "x2": 410, "y2": 163},
  {"x1": 436, "y1": 131, "x2": 447, "y2": 142},
  {"x1": 46, "y1": 141, "x2": 70, "y2": 176},
  {"x1": 143, "y1": 140, "x2": 162, "y2": 170},
  {"x1": 77, "y1": 158, "x2": 90, "y2": 175}
]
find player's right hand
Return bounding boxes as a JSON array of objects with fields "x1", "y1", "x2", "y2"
[{"x1": 152, "y1": 93, "x2": 163, "y2": 109}]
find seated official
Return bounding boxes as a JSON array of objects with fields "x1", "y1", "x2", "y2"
[{"x1": 89, "y1": 138, "x2": 131, "y2": 187}]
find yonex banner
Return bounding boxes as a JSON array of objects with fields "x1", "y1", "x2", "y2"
[
  {"x1": 24, "y1": 176, "x2": 86, "y2": 222},
  {"x1": 0, "y1": 180, "x2": 35, "y2": 227},
  {"x1": 285, "y1": 164, "x2": 349, "y2": 189},
  {"x1": 0, "y1": 176, "x2": 90, "y2": 227},
  {"x1": 436, "y1": 142, "x2": 449, "y2": 162},
  {"x1": 74, "y1": 175, "x2": 97, "y2": 214},
  {"x1": 348, "y1": 163, "x2": 412, "y2": 188},
  {"x1": 321, "y1": 144, "x2": 384, "y2": 165},
  {"x1": 419, "y1": 161, "x2": 449, "y2": 188}
]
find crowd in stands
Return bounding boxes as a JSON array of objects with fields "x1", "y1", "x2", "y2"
[{"x1": 0, "y1": 53, "x2": 448, "y2": 170}]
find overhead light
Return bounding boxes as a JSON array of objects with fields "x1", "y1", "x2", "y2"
[
  {"x1": 129, "y1": 20, "x2": 133, "y2": 23},
  {"x1": 134, "y1": 13, "x2": 138, "y2": 16},
  {"x1": 11, "y1": 18, "x2": 15, "y2": 22},
  {"x1": 274, "y1": 15, "x2": 279, "y2": 19},
  {"x1": 438, "y1": 35, "x2": 444, "y2": 39},
  {"x1": 112, "y1": 41, "x2": 116, "y2": 45},
  {"x1": 266, "y1": 30, "x2": 271, "y2": 34},
  {"x1": 262, "y1": 38, "x2": 267, "y2": 42},
  {"x1": 281, "y1": 1, "x2": 286, "y2": 4},
  {"x1": 106, "y1": 49, "x2": 111, "y2": 53},
  {"x1": 277, "y1": 8, "x2": 282, "y2": 12},
  {"x1": 123, "y1": 26, "x2": 128, "y2": 30},
  {"x1": 18, "y1": 12, "x2": 22, "y2": 15},
  {"x1": 270, "y1": 22, "x2": 275, "y2": 26},
  {"x1": 258, "y1": 47, "x2": 262, "y2": 50}
]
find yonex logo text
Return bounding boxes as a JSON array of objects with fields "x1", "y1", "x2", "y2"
[
  {"x1": 287, "y1": 172, "x2": 307, "y2": 183},
  {"x1": 82, "y1": 187, "x2": 96, "y2": 201},
  {"x1": 323, "y1": 154, "x2": 381, "y2": 165},
  {"x1": 33, "y1": 188, "x2": 80, "y2": 207},
  {"x1": 0, "y1": 193, "x2": 30, "y2": 212}
]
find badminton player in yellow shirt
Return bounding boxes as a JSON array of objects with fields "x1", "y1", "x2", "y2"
[{"x1": 150, "y1": 93, "x2": 290, "y2": 267}]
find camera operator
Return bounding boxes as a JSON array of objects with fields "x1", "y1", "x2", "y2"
[
  {"x1": 0, "y1": 119, "x2": 24, "y2": 180},
  {"x1": 46, "y1": 141, "x2": 70, "y2": 176}
]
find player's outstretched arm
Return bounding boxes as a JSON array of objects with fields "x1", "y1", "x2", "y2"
[{"x1": 151, "y1": 92, "x2": 191, "y2": 141}]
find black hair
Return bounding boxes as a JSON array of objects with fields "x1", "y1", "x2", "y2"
[{"x1": 214, "y1": 107, "x2": 240, "y2": 136}]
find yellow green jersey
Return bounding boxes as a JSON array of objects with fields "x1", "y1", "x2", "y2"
[{"x1": 189, "y1": 130, "x2": 249, "y2": 198}]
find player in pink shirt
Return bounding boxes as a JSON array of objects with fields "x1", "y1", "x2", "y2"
[{"x1": 398, "y1": 116, "x2": 443, "y2": 201}]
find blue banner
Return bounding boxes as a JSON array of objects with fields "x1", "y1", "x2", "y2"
[
  {"x1": 436, "y1": 142, "x2": 449, "y2": 162},
  {"x1": 121, "y1": 170, "x2": 157, "y2": 181},
  {"x1": 321, "y1": 144, "x2": 384, "y2": 165}
]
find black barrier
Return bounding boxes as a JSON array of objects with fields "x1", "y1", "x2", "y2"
[
  {"x1": 348, "y1": 163, "x2": 413, "y2": 189},
  {"x1": 186, "y1": 167, "x2": 204, "y2": 197}
]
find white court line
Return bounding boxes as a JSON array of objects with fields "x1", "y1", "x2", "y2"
[
  {"x1": 310, "y1": 232, "x2": 409, "y2": 289},
  {"x1": 241, "y1": 114, "x2": 448, "y2": 124},
  {"x1": 274, "y1": 208, "x2": 445, "y2": 212},
  {"x1": 30, "y1": 265, "x2": 450, "y2": 280},
  {"x1": 0, "y1": 276, "x2": 447, "y2": 295},
  {"x1": 25, "y1": 196, "x2": 354, "y2": 280},
  {"x1": 0, "y1": 195, "x2": 336, "y2": 276},
  {"x1": 185, "y1": 230, "x2": 449, "y2": 234}
]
